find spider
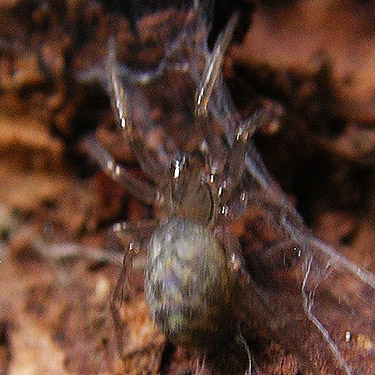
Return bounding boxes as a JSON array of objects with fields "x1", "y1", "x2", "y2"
[
  {"x1": 80, "y1": 2, "x2": 375, "y2": 373},
  {"x1": 83, "y1": 13, "x2": 271, "y2": 374},
  {"x1": 80, "y1": 2, "x2": 375, "y2": 375}
]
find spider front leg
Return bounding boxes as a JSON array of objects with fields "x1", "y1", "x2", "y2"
[
  {"x1": 194, "y1": 13, "x2": 238, "y2": 174},
  {"x1": 195, "y1": 12, "x2": 238, "y2": 117},
  {"x1": 106, "y1": 39, "x2": 169, "y2": 186}
]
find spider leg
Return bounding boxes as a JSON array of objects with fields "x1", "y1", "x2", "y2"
[
  {"x1": 106, "y1": 38, "x2": 168, "y2": 186},
  {"x1": 195, "y1": 13, "x2": 238, "y2": 174},
  {"x1": 82, "y1": 135, "x2": 161, "y2": 206},
  {"x1": 111, "y1": 241, "x2": 138, "y2": 355},
  {"x1": 195, "y1": 12, "x2": 238, "y2": 117},
  {"x1": 216, "y1": 228, "x2": 255, "y2": 375},
  {"x1": 215, "y1": 226, "x2": 251, "y2": 291},
  {"x1": 109, "y1": 219, "x2": 159, "y2": 356},
  {"x1": 236, "y1": 330, "x2": 252, "y2": 375},
  {"x1": 219, "y1": 109, "x2": 277, "y2": 204}
]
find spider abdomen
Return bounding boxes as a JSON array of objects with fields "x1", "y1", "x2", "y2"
[{"x1": 145, "y1": 217, "x2": 235, "y2": 348}]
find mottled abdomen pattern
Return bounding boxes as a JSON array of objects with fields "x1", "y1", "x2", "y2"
[{"x1": 145, "y1": 218, "x2": 235, "y2": 348}]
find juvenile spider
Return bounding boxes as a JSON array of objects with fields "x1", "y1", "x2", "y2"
[{"x1": 83, "y1": 13, "x2": 267, "y2": 372}]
